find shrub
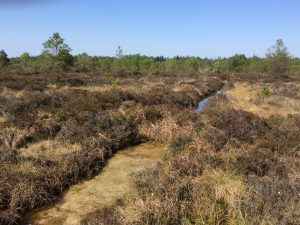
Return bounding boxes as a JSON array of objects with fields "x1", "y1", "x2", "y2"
[
  {"x1": 204, "y1": 107, "x2": 270, "y2": 143},
  {"x1": 227, "y1": 54, "x2": 248, "y2": 72},
  {"x1": 0, "y1": 146, "x2": 17, "y2": 163},
  {"x1": 247, "y1": 56, "x2": 268, "y2": 73},
  {"x1": 104, "y1": 73, "x2": 118, "y2": 87},
  {"x1": 201, "y1": 126, "x2": 228, "y2": 150},
  {"x1": 256, "y1": 86, "x2": 272, "y2": 99},
  {"x1": 168, "y1": 133, "x2": 193, "y2": 155},
  {"x1": 74, "y1": 53, "x2": 96, "y2": 72},
  {"x1": 143, "y1": 106, "x2": 163, "y2": 123}
]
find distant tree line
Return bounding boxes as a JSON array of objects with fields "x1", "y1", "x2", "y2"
[{"x1": 1, "y1": 33, "x2": 299, "y2": 76}]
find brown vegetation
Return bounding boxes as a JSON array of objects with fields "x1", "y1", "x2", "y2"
[
  {"x1": 81, "y1": 75, "x2": 300, "y2": 225},
  {"x1": 0, "y1": 71, "x2": 223, "y2": 224},
  {"x1": 1, "y1": 68, "x2": 299, "y2": 225}
]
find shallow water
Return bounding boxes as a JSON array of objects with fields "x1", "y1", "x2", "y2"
[
  {"x1": 195, "y1": 97, "x2": 209, "y2": 112},
  {"x1": 195, "y1": 89, "x2": 222, "y2": 112},
  {"x1": 25, "y1": 142, "x2": 165, "y2": 225}
]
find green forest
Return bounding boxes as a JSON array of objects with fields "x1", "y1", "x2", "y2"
[{"x1": 1, "y1": 33, "x2": 300, "y2": 76}]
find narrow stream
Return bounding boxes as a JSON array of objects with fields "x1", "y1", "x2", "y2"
[
  {"x1": 195, "y1": 89, "x2": 222, "y2": 112},
  {"x1": 25, "y1": 142, "x2": 165, "y2": 225},
  {"x1": 25, "y1": 87, "x2": 222, "y2": 225}
]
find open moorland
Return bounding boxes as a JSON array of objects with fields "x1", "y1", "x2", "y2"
[
  {"x1": 0, "y1": 36, "x2": 300, "y2": 225},
  {"x1": 0, "y1": 69, "x2": 223, "y2": 224},
  {"x1": 1, "y1": 70, "x2": 299, "y2": 225}
]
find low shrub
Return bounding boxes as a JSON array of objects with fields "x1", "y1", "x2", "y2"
[
  {"x1": 143, "y1": 106, "x2": 163, "y2": 123},
  {"x1": 104, "y1": 72, "x2": 118, "y2": 87},
  {"x1": 167, "y1": 133, "x2": 193, "y2": 155},
  {"x1": 256, "y1": 86, "x2": 272, "y2": 99},
  {"x1": 0, "y1": 146, "x2": 17, "y2": 163}
]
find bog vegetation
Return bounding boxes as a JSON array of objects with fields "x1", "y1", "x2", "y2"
[{"x1": 0, "y1": 34, "x2": 299, "y2": 225}]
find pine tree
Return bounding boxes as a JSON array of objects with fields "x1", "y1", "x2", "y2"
[
  {"x1": 266, "y1": 39, "x2": 291, "y2": 75},
  {"x1": 0, "y1": 50, "x2": 9, "y2": 68}
]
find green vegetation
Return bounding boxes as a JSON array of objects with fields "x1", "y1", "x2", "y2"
[
  {"x1": 104, "y1": 72, "x2": 118, "y2": 87},
  {"x1": 266, "y1": 39, "x2": 291, "y2": 75},
  {"x1": 0, "y1": 50, "x2": 9, "y2": 68},
  {"x1": 256, "y1": 86, "x2": 272, "y2": 99},
  {"x1": 227, "y1": 54, "x2": 248, "y2": 72},
  {"x1": 2, "y1": 34, "x2": 300, "y2": 76},
  {"x1": 42, "y1": 32, "x2": 74, "y2": 68}
]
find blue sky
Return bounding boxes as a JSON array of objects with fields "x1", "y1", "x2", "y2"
[{"x1": 0, "y1": 0, "x2": 299, "y2": 58}]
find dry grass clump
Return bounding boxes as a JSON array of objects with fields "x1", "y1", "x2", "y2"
[
  {"x1": 191, "y1": 170, "x2": 246, "y2": 225},
  {"x1": 273, "y1": 82, "x2": 300, "y2": 99},
  {"x1": 0, "y1": 127, "x2": 33, "y2": 149},
  {"x1": 138, "y1": 113, "x2": 180, "y2": 143},
  {"x1": 0, "y1": 87, "x2": 25, "y2": 98},
  {"x1": 19, "y1": 140, "x2": 81, "y2": 162},
  {"x1": 0, "y1": 116, "x2": 7, "y2": 123}
]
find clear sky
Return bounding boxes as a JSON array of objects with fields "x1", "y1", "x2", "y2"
[{"x1": 0, "y1": 0, "x2": 299, "y2": 58}]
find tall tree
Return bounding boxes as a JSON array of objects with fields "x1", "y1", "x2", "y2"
[
  {"x1": 266, "y1": 39, "x2": 291, "y2": 75},
  {"x1": 43, "y1": 32, "x2": 71, "y2": 56},
  {"x1": 43, "y1": 32, "x2": 74, "y2": 66},
  {"x1": 0, "y1": 50, "x2": 9, "y2": 68},
  {"x1": 116, "y1": 46, "x2": 123, "y2": 58}
]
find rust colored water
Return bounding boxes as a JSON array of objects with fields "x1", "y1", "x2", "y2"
[{"x1": 26, "y1": 142, "x2": 165, "y2": 225}]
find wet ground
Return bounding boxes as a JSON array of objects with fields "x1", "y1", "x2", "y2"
[{"x1": 25, "y1": 142, "x2": 165, "y2": 225}]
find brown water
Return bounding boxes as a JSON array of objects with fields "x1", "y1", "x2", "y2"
[{"x1": 25, "y1": 142, "x2": 165, "y2": 225}]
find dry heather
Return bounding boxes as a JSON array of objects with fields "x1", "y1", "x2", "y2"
[
  {"x1": 0, "y1": 72, "x2": 222, "y2": 224},
  {"x1": 81, "y1": 76, "x2": 300, "y2": 225}
]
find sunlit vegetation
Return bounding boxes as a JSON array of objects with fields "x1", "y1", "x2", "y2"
[
  {"x1": 81, "y1": 75, "x2": 300, "y2": 225},
  {"x1": 0, "y1": 34, "x2": 299, "y2": 224},
  {"x1": 1, "y1": 34, "x2": 299, "y2": 77}
]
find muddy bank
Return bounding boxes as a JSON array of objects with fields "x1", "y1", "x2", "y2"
[{"x1": 25, "y1": 142, "x2": 165, "y2": 225}]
